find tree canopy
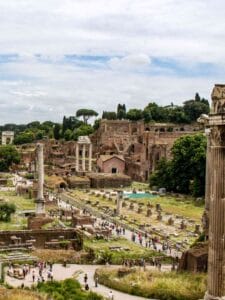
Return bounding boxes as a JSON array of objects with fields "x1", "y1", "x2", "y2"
[
  {"x1": 150, "y1": 134, "x2": 207, "y2": 196},
  {"x1": 0, "y1": 203, "x2": 16, "y2": 222},
  {"x1": 76, "y1": 109, "x2": 98, "y2": 124},
  {"x1": 0, "y1": 145, "x2": 20, "y2": 171}
]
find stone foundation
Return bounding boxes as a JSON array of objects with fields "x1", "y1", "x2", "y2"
[
  {"x1": 88, "y1": 173, "x2": 131, "y2": 188},
  {"x1": 0, "y1": 229, "x2": 83, "y2": 250},
  {"x1": 27, "y1": 215, "x2": 53, "y2": 230}
]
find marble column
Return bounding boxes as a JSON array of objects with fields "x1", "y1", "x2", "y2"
[
  {"x1": 89, "y1": 144, "x2": 92, "y2": 172},
  {"x1": 204, "y1": 84, "x2": 225, "y2": 300},
  {"x1": 36, "y1": 143, "x2": 45, "y2": 215},
  {"x1": 82, "y1": 144, "x2": 86, "y2": 171},
  {"x1": 205, "y1": 140, "x2": 225, "y2": 299},
  {"x1": 203, "y1": 128, "x2": 211, "y2": 237},
  {"x1": 76, "y1": 144, "x2": 79, "y2": 172},
  {"x1": 116, "y1": 190, "x2": 123, "y2": 216}
]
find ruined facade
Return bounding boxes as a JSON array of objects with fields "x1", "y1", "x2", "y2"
[
  {"x1": 93, "y1": 120, "x2": 201, "y2": 181},
  {"x1": 204, "y1": 84, "x2": 225, "y2": 300},
  {"x1": 2, "y1": 131, "x2": 14, "y2": 145},
  {"x1": 17, "y1": 120, "x2": 201, "y2": 183}
]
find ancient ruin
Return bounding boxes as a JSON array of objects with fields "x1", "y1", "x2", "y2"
[
  {"x1": 204, "y1": 84, "x2": 225, "y2": 300},
  {"x1": 2, "y1": 131, "x2": 14, "y2": 145}
]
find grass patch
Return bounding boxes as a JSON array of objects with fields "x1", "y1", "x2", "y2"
[
  {"x1": 0, "y1": 288, "x2": 44, "y2": 300},
  {"x1": 32, "y1": 249, "x2": 86, "y2": 264},
  {"x1": 0, "y1": 191, "x2": 35, "y2": 230},
  {"x1": 0, "y1": 191, "x2": 35, "y2": 211},
  {"x1": 35, "y1": 278, "x2": 103, "y2": 300},
  {"x1": 84, "y1": 237, "x2": 167, "y2": 264},
  {"x1": 96, "y1": 267, "x2": 206, "y2": 300}
]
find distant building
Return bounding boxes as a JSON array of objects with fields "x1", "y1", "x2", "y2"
[
  {"x1": 2, "y1": 131, "x2": 14, "y2": 145},
  {"x1": 97, "y1": 155, "x2": 125, "y2": 174}
]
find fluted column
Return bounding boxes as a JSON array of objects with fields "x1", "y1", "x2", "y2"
[
  {"x1": 205, "y1": 131, "x2": 225, "y2": 300},
  {"x1": 82, "y1": 144, "x2": 86, "y2": 171},
  {"x1": 204, "y1": 84, "x2": 225, "y2": 300},
  {"x1": 203, "y1": 129, "x2": 211, "y2": 237},
  {"x1": 36, "y1": 143, "x2": 45, "y2": 215},
  {"x1": 76, "y1": 144, "x2": 79, "y2": 172},
  {"x1": 89, "y1": 144, "x2": 92, "y2": 172}
]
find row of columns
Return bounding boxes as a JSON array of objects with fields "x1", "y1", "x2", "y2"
[{"x1": 76, "y1": 143, "x2": 92, "y2": 172}]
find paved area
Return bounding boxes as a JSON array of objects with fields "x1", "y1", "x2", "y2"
[{"x1": 5, "y1": 264, "x2": 157, "y2": 300}]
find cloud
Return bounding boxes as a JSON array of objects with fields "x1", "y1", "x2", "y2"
[
  {"x1": 0, "y1": 0, "x2": 224, "y2": 123},
  {"x1": 108, "y1": 54, "x2": 151, "y2": 71}
]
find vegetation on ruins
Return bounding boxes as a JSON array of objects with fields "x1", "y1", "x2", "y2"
[
  {"x1": 0, "y1": 145, "x2": 20, "y2": 171},
  {"x1": 0, "y1": 202, "x2": 16, "y2": 222},
  {"x1": 96, "y1": 267, "x2": 206, "y2": 300},
  {"x1": 102, "y1": 93, "x2": 209, "y2": 124},
  {"x1": 0, "y1": 92, "x2": 209, "y2": 145},
  {"x1": 150, "y1": 133, "x2": 207, "y2": 196},
  {"x1": 35, "y1": 278, "x2": 103, "y2": 300},
  {"x1": 84, "y1": 236, "x2": 165, "y2": 264}
]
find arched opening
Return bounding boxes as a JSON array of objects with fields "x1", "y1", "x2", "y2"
[{"x1": 59, "y1": 182, "x2": 67, "y2": 189}]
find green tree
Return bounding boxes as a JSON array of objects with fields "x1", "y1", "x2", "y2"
[
  {"x1": 143, "y1": 102, "x2": 168, "y2": 122},
  {"x1": 64, "y1": 129, "x2": 72, "y2": 141},
  {"x1": 76, "y1": 109, "x2": 98, "y2": 124},
  {"x1": 102, "y1": 111, "x2": 117, "y2": 120},
  {"x1": 183, "y1": 94, "x2": 209, "y2": 122},
  {"x1": 0, "y1": 145, "x2": 20, "y2": 171},
  {"x1": 93, "y1": 119, "x2": 100, "y2": 130},
  {"x1": 150, "y1": 134, "x2": 206, "y2": 196},
  {"x1": 117, "y1": 104, "x2": 126, "y2": 119},
  {"x1": 0, "y1": 203, "x2": 16, "y2": 222},
  {"x1": 53, "y1": 124, "x2": 61, "y2": 140},
  {"x1": 126, "y1": 109, "x2": 143, "y2": 121},
  {"x1": 14, "y1": 131, "x2": 35, "y2": 145},
  {"x1": 73, "y1": 124, "x2": 94, "y2": 140},
  {"x1": 35, "y1": 130, "x2": 45, "y2": 140}
]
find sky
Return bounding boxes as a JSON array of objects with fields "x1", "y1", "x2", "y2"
[{"x1": 0, "y1": 0, "x2": 225, "y2": 124}]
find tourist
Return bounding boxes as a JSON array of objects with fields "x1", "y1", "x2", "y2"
[
  {"x1": 95, "y1": 276, "x2": 98, "y2": 287},
  {"x1": 85, "y1": 283, "x2": 89, "y2": 291},
  {"x1": 108, "y1": 290, "x2": 114, "y2": 299},
  {"x1": 32, "y1": 270, "x2": 35, "y2": 282},
  {"x1": 84, "y1": 273, "x2": 88, "y2": 283}
]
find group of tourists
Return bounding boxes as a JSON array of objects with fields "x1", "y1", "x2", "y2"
[{"x1": 7, "y1": 261, "x2": 54, "y2": 285}]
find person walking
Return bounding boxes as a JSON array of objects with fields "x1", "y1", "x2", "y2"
[
  {"x1": 84, "y1": 273, "x2": 88, "y2": 283},
  {"x1": 95, "y1": 276, "x2": 98, "y2": 287},
  {"x1": 108, "y1": 290, "x2": 114, "y2": 299}
]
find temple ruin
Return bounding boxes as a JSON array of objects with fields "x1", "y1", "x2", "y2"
[{"x1": 204, "y1": 84, "x2": 225, "y2": 300}]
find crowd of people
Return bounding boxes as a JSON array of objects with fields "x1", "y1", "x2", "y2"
[{"x1": 7, "y1": 261, "x2": 54, "y2": 285}]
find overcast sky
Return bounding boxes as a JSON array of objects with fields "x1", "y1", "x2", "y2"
[{"x1": 0, "y1": 0, "x2": 224, "y2": 124}]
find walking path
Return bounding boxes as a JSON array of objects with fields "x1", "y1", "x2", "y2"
[
  {"x1": 59, "y1": 195, "x2": 181, "y2": 259},
  {"x1": 5, "y1": 264, "x2": 157, "y2": 300}
]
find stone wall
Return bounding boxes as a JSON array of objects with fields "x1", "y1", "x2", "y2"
[
  {"x1": 88, "y1": 173, "x2": 131, "y2": 188},
  {"x1": 92, "y1": 119, "x2": 201, "y2": 181},
  {"x1": 0, "y1": 229, "x2": 83, "y2": 250}
]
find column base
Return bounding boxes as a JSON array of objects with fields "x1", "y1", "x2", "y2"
[{"x1": 204, "y1": 292, "x2": 225, "y2": 300}]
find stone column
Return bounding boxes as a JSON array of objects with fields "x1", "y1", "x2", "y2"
[
  {"x1": 36, "y1": 143, "x2": 45, "y2": 215},
  {"x1": 76, "y1": 143, "x2": 79, "y2": 172},
  {"x1": 205, "y1": 142, "x2": 225, "y2": 299},
  {"x1": 82, "y1": 144, "x2": 86, "y2": 171},
  {"x1": 89, "y1": 144, "x2": 92, "y2": 172},
  {"x1": 203, "y1": 128, "x2": 211, "y2": 237},
  {"x1": 116, "y1": 190, "x2": 123, "y2": 216},
  {"x1": 204, "y1": 84, "x2": 225, "y2": 300}
]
